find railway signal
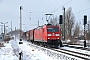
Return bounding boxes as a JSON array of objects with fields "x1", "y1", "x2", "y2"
[
  {"x1": 84, "y1": 15, "x2": 87, "y2": 25},
  {"x1": 83, "y1": 15, "x2": 87, "y2": 47},
  {"x1": 59, "y1": 15, "x2": 63, "y2": 24}
]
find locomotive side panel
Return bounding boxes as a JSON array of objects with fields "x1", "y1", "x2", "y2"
[
  {"x1": 34, "y1": 28, "x2": 43, "y2": 42},
  {"x1": 43, "y1": 25, "x2": 48, "y2": 42},
  {"x1": 39, "y1": 28, "x2": 43, "y2": 41}
]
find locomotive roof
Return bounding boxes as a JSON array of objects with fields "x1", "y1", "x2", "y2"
[{"x1": 31, "y1": 23, "x2": 59, "y2": 30}]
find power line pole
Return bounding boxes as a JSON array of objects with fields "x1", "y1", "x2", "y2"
[
  {"x1": 63, "y1": 7, "x2": 65, "y2": 41},
  {"x1": 29, "y1": 12, "x2": 31, "y2": 29},
  {"x1": 1, "y1": 25, "x2": 3, "y2": 33},
  {"x1": 38, "y1": 20, "x2": 39, "y2": 27},
  {"x1": 11, "y1": 21, "x2": 12, "y2": 36},
  {"x1": 4, "y1": 24, "x2": 5, "y2": 38},
  {"x1": 20, "y1": 6, "x2": 23, "y2": 40},
  {"x1": 30, "y1": 12, "x2": 31, "y2": 20},
  {"x1": 0, "y1": 22, "x2": 8, "y2": 40},
  {"x1": 19, "y1": 6, "x2": 23, "y2": 44},
  {"x1": 15, "y1": 27, "x2": 16, "y2": 41}
]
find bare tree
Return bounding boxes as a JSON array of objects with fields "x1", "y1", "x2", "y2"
[
  {"x1": 65, "y1": 7, "x2": 74, "y2": 39},
  {"x1": 73, "y1": 23, "x2": 80, "y2": 38},
  {"x1": 49, "y1": 16, "x2": 58, "y2": 26},
  {"x1": 86, "y1": 21, "x2": 90, "y2": 40}
]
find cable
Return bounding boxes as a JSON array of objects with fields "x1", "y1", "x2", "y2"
[
  {"x1": 52, "y1": 0, "x2": 73, "y2": 13},
  {"x1": 74, "y1": 7, "x2": 90, "y2": 15},
  {"x1": 49, "y1": 0, "x2": 61, "y2": 10},
  {"x1": 72, "y1": 0, "x2": 85, "y2": 8},
  {"x1": 47, "y1": 0, "x2": 59, "y2": 9},
  {"x1": 73, "y1": 0, "x2": 90, "y2": 15}
]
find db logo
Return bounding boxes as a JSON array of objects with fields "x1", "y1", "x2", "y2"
[{"x1": 52, "y1": 34, "x2": 55, "y2": 36}]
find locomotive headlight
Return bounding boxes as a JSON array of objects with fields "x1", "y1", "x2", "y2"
[
  {"x1": 57, "y1": 38, "x2": 59, "y2": 39},
  {"x1": 48, "y1": 38, "x2": 50, "y2": 39},
  {"x1": 56, "y1": 34, "x2": 59, "y2": 36},
  {"x1": 48, "y1": 34, "x2": 51, "y2": 36}
]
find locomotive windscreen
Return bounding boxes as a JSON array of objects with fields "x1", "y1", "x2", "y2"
[{"x1": 47, "y1": 28, "x2": 59, "y2": 32}]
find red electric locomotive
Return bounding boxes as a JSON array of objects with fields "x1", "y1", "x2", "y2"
[
  {"x1": 34, "y1": 24, "x2": 61, "y2": 47},
  {"x1": 25, "y1": 24, "x2": 62, "y2": 47}
]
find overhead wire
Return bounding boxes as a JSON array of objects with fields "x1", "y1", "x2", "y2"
[
  {"x1": 51, "y1": 0, "x2": 89, "y2": 16},
  {"x1": 74, "y1": 7, "x2": 90, "y2": 15},
  {"x1": 71, "y1": 0, "x2": 85, "y2": 8},
  {"x1": 73, "y1": 0, "x2": 90, "y2": 15},
  {"x1": 52, "y1": 0, "x2": 73, "y2": 13},
  {"x1": 47, "y1": 0, "x2": 59, "y2": 9},
  {"x1": 22, "y1": 0, "x2": 73, "y2": 20},
  {"x1": 23, "y1": 0, "x2": 90, "y2": 22},
  {"x1": 49, "y1": 0, "x2": 61, "y2": 11},
  {"x1": 69, "y1": 0, "x2": 90, "y2": 22}
]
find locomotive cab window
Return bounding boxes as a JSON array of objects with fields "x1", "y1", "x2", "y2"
[{"x1": 47, "y1": 28, "x2": 59, "y2": 32}]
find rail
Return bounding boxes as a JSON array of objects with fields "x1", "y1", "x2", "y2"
[{"x1": 28, "y1": 43, "x2": 90, "y2": 60}]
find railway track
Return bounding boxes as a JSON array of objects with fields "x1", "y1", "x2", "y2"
[
  {"x1": 53, "y1": 48, "x2": 90, "y2": 60},
  {"x1": 27, "y1": 42, "x2": 90, "y2": 60},
  {"x1": 64, "y1": 44, "x2": 90, "y2": 51}
]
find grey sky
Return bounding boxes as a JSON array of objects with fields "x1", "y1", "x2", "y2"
[{"x1": 0, "y1": 0, "x2": 90, "y2": 32}]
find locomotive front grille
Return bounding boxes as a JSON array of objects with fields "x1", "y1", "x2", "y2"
[{"x1": 47, "y1": 40, "x2": 60, "y2": 45}]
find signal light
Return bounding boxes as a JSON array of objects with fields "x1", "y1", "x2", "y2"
[
  {"x1": 19, "y1": 39, "x2": 23, "y2": 44},
  {"x1": 84, "y1": 15, "x2": 87, "y2": 25},
  {"x1": 59, "y1": 15, "x2": 63, "y2": 24}
]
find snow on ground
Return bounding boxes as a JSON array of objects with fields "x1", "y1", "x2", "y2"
[
  {"x1": 19, "y1": 40, "x2": 58, "y2": 60},
  {"x1": 0, "y1": 41, "x2": 18, "y2": 60},
  {"x1": 0, "y1": 38, "x2": 58, "y2": 60}
]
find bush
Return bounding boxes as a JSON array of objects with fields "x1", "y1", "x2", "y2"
[{"x1": 0, "y1": 42, "x2": 4, "y2": 47}]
